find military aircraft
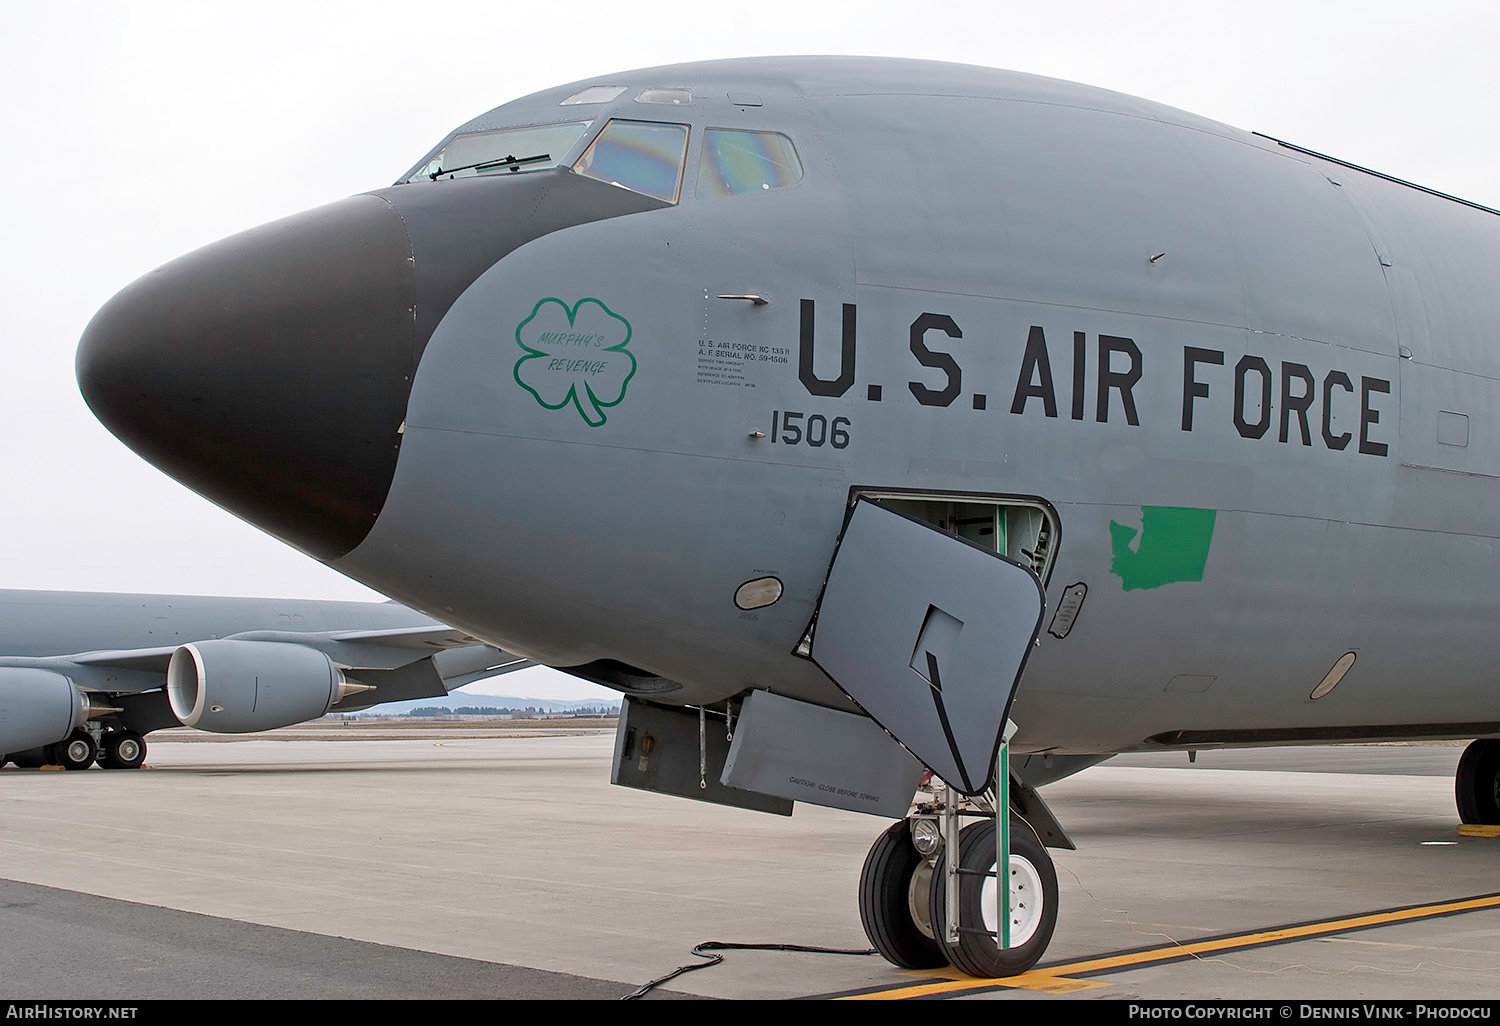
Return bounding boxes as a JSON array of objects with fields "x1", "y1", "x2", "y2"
[
  {"x1": 0, "y1": 589, "x2": 526, "y2": 770},
  {"x1": 74, "y1": 56, "x2": 1500, "y2": 977}
]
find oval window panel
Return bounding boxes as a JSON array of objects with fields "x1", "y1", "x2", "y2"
[
  {"x1": 735, "y1": 576, "x2": 783, "y2": 610},
  {"x1": 1310, "y1": 652, "x2": 1357, "y2": 700}
]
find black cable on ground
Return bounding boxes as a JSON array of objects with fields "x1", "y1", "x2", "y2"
[{"x1": 622, "y1": 941, "x2": 880, "y2": 1000}]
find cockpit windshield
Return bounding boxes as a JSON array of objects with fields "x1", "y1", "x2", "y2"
[
  {"x1": 407, "y1": 121, "x2": 593, "y2": 182},
  {"x1": 572, "y1": 119, "x2": 689, "y2": 203}
]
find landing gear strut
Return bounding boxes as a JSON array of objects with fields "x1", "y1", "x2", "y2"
[{"x1": 1456, "y1": 739, "x2": 1500, "y2": 824}]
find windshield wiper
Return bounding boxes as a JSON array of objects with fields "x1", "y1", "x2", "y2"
[{"x1": 427, "y1": 153, "x2": 550, "y2": 180}]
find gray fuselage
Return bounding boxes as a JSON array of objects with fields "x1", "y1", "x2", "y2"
[{"x1": 78, "y1": 58, "x2": 1500, "y2": 756}]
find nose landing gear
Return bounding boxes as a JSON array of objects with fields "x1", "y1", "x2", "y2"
[
  {"x1": 929, "y1": 815, "x2": 1058, "y2": 977},
  {"x1": 858, "y1": 762, "x2": 1060, "y2": 979}
]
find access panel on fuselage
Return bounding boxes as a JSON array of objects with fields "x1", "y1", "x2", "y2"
[{"x1": 808, "y1": 499, "x2": 1045, "y2": 795}]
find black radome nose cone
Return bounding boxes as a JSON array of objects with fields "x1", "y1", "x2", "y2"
[{"x1": 78, "y1": 194, "x2": 416, "y2": 561}]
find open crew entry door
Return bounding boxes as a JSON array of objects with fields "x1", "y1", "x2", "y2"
[{"x1": 809, "y1": 499, "x2": 1046, "y2": 796}]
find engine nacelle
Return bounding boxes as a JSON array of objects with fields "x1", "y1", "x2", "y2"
[
  {"x1": 167, "y1": 640, "x2": 346, "y2": 733},
  {"x1": 0, "y1": 668, "x2": 87, "y2": 754}
]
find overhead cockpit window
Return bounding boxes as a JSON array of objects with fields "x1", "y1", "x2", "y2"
[
  {"x1": 407, "y1": 121, "x2": 593, "y2": 182},
  {"x1": 696, "y1": 129, "x2": 803, "y2": 199},
  {"x1": 572, "y1": 119, "x2": 689, "y2": 203},
  {"x1": 635, "y1": 87, "x2": 692, "y2": 105},
  {"x1": 561, "y1": 86, "x2": 627, "y2": 105}
]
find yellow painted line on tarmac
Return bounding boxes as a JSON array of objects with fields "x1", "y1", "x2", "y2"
[
  {"x1": 907, "y1": 964, "x2": 1109, "y2": 991},
  {"x1": 849, "y1": 974, "x2": 1109, "y2": 998},
  {"x1": 837, "y1": 892, "x2": 1500, "y2": 1000},
  {"x1": 1458, "y1": 825, "x2": 1500, "y2": 838}
]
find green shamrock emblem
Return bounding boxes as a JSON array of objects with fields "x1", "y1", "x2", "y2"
[{"x1": 513, "y1": 298, "x2": 635, "y2": 426}]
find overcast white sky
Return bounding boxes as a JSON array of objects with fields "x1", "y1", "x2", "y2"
[{"x1": 0, "y1": 2, "x2": 1494, "y2": 698}]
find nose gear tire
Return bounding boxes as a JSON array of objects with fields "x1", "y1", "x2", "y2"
[
  {"x1": 929, "y1": 817, "x2": 1058, "y2": 978},
  {"x1": 858, "y1": 819, "x2": 949, "y2": 969}
]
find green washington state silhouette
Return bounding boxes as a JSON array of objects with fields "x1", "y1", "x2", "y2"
[
  {"x1": 1109, "y1": 506, "x2": 1217, "y2": 591},
  {"x1": 514, "y1": 297, "x2": 635, "y2": 427}
]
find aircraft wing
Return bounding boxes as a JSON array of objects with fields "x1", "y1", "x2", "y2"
[
  {"x1": 328, "y1": 644, "x2": 534, "y2": 711},
  {"x1": 213, "y1": 627, "x2": 502, "y2": 671},
  {"x1": 63, "y1": 630, "x2": 492, "y2": 676},
  {"x1": 47, "y1": 636, "x2": 534, "y2": 702},
  {"x1": 70, "y1": 646, "x2": 179, "y2": 674},
  {"x1": 64, "y1": 625, "x2": 494, "y2": 674},
  {"x1": 0, "y1": 591, "x2": 537, "y2": 753},
  {"x1": 326, "y1": 624, "x2": 488, "y2": 649},
  {"x1": 428, "y1": 645, "x2": 533, "y2": 689}
]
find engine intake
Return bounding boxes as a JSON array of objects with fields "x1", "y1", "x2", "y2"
[{"x1": 167, "y1": 640, "x2": 357, "y2": 733}]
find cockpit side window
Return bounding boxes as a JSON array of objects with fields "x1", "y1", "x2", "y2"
[
  {"x1": 572, "y1": 119, "x2": 689, "y2": 204},
  {"x1": 696, "y1": 129, "x2": 803, "y2": 199}
]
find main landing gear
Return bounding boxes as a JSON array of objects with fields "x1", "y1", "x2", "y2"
[
  {"x1": 52, "y1": 730, "x2": 98, "y2": 771},
  {"x1": 7, "y1": 731, "x2": 99, "y2": 770},
  {"x1": 3, "y1": 729, "x2": 148, "y2": 771},
  {"x1": 858, "y1": 778, "x2": 1059, "y2": 978},
  {"x1": 97, "y1": 730, "x2": 147, "y2": 770},
  {"x1": 1456, "y1": 739, "x2": 1500, "y2": 824}
]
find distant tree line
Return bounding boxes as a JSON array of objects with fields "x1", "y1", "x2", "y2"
[{"x1": 402, "y1": 705, "x2": 619, "y2": 717}]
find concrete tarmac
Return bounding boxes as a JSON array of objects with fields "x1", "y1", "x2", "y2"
[
  {"x1": 0, "y1": 877, "x2": 650, "y2": 999},
  {"x1": 1, "y1": 735, "x2": 1497, "y2": 1000}
]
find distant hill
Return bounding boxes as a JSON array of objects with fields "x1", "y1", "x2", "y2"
[{"x1": 348, "y1": 693, "x2": 621, "y2": 717}]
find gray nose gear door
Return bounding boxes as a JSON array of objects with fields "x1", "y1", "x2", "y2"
[{"x1": 809, "y1": 499, "x2": 1046, "y2": 796}]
